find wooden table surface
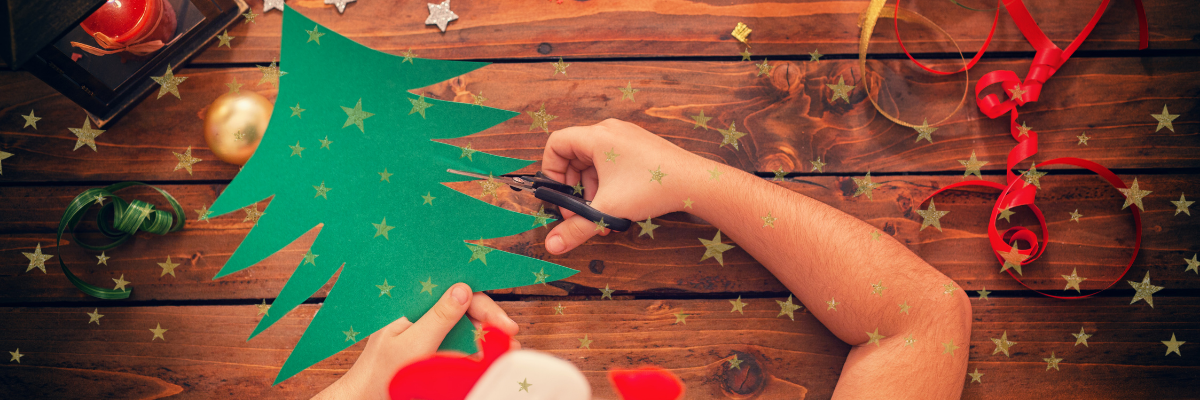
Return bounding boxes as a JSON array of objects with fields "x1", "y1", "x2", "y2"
[{"x1": 2, "y1": 0, "x2": 1198, "y2": 398}]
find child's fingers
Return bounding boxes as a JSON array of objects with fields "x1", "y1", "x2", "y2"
[
  {"x1": 545, "y1": 214, "x2": 602, "y2": 254},
  {"x1": 467, "y1": 292, "x2": 519, "y2": 336},
  {"x1": 543, "y1": 126, "x2": 599, "y2": 180},
  {"x1": 376, "y1": 316, "x2": 414, "y2": 338},
  {"x1": 402, "y1": 283, "x2": 473, "y2": 354}
]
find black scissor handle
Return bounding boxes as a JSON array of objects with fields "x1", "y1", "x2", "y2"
[{"x1": 533, "y1": 187, "x2": 632, "y2": 232}]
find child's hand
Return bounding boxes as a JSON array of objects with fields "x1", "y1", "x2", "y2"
[
  {"x1": 313, "y1": 283, "x2": 519, "y2": 400},
  {"x1": 542, "y1": 119, "x2": 703, "y2": 254}
]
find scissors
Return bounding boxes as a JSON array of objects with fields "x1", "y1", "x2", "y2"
[{"x1": 447, "y1": 169, "x2": 633, "y2": 232}]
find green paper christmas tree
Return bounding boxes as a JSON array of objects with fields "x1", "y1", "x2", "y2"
[{"x1": 206, "y1": 6, "x2": 576, "y2": 384}]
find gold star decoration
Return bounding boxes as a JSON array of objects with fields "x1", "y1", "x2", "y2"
[
  {"x1": 256, "y1": 58, "x2": 287, "y2": 87},
  {"x1": 903, "y1": 335, "x2": 916, "y2": 347},
  {"x1": 150, "y1": 324, "x2": 168, "y2": 341},
  {"x1": 594, "y1": 217, "x2": 610, "y2": 232},
  {"x1": 943, "y1": 340, "x2": 960, "y2": 356},
  {"x1": 234, "y1": 130, "x2": 247, "y2": 141},
  {"x1": 319, "y1": 136, "x2": 333, "y2": 149},
  {"x1": 554, "y1": 303, "x2": 565, "y2": 315},
  {"x1": 865, "y1": 328, "x2": 885, "y2": 346},
  {"x1": 532, "y1": 268, "x2": 550, "y2": 285},
  {"x1": 997, "y1": 207, "x2": 1015, "y2": 222},
  {"x1": 917, "y1": 200, "x2": 950, "y2": 231},
  {"x1": 991, "y1": 331, "x2": 1016, "y2": 357},
  {"x1": 809, "y1": 49, "x2": 823, "y2": 62},
  {"x1": 776, "y1": 295, "x2": 803, "y2": 321},
  {"x1": 636, "y1": 217, "x2": 659, "y2": 239},
  {"x1": 306, "y1": 24, "x2": 325, "y2": 44},
  {"x1": 1151, "y1": 105, "x2": 1179, "y2": 132},
  {"x1": 226, "y1": 77, "x2": 242, "y2": 93},
  {"x1": 869, "y1": 230, "x2": 881, "y2": 241},
  {"x1": 217, "y1": 30, "x2": 234, "y2": 47},
  {"x1": 172, "y1": 146, "x2": 202, "y2": 175},
  {"x1": 1016, "y1": 121, "x2": 1032, "y2": 137},
  {"x1": 479, "y1": 174, "x2": 504, "y2": 198},
  {"x1": 683, "y1": 198, "x2": 694, "y2": 208},
  {"x1": 826, "y1": 75, "x2": 854, "y2": 103},
  {"x1": 1007, "y1": 84, "x2": 1027, "y2": 102},
  {"x1": 527, "y1": 103, "x2": 557, "y2": 133},
  {"x1": 94, "y1": 194, "x2": 106, "y2": 205},
  {"x1": 343, "y1": 326, "x2": 359, "y2": 342},
  {"x1": 112, "y1": 274, "x2": 130, "y2": 292},
  {"x1": 551, "y1": 57, "x2": 570, "y2": 75},
  {"x1": 1172, "y1": 193, "x2": 1194, "y2": 216},
  {"x1": 708, "y1": 165, "x2": 724, "y2": 181},
  {"x1": 570, "y1": 182, "x2": 584, "y2": 196},
  {"x1": 242, "y1": 205, "x2": 264, "y2": 224},
  {"x1": 728, "y1": 354, "x2": 743, "y2": 369},
  {"x1": 379, "y1": 169, "x2": 393, "y2": 182},
  {"x1": 1069, "y1": 209, "x2": 1083, "y2": 222},
  {"x1": 313, "y1": 181, "x2": 331, "y2": 199},
  {"x1": 716, "y1": 121, "x2": 747, "y2": 150},
  {"x1": 21, "y1": 109, "x2": 41, "y2": 129},
  {"x1": 772, "y1": 167, "x2": 787, "y2": 181},
  {"x1": 600, "y1": 284, "x2": 614, "y2": 300},
  {"x1": 289, "y1": 141, "x2": 306, "y2": 157},
  {"x1": 0, "y1": 150, "x2": 11, "y2": 174},
  {"x1": 158, "y1": 256, "x2": 180, "y2": 277},
  {"x1": 518, "y1": 378, "x2": 532, "y2": 392},
  {"x1": 467, "y1": 242, "x2": 494, "y2": 265},
  {"x1": 409, "y1": 93, "x2": 433, "y2": 119},
  {"x1": 731, "y1": 22, "x2": 752, "y2": 45},
  {"x1": 1128, "y1": 271, "x2": 1163, "y2": 307},
  {"x1": 605, "y1": 147, "x2": 619, "y2": 162},
  {"x1": 871, "y1": 280, "x2": 886, "y2": 296},
  {"x1": 401, "y1": 48, "x2": 417, "y2": 64},
  {"x1": 242, "y1": 11, "x2": 258, "y2": 23},
  {"x1": 739, "y1": 48, "x2": 752, "y2": 61},
  {"x1": 1061, "y1": 268, "x2": 1087, "y2": 293},
  {"x1": 473, "y1": 328, "x2": 487, "y2": 342},
  {"x1": 691, "y1": 110, "x2": 713, "y2": 130},
  {"x1": 1118, "y1": 178, "x2": 1151, "y2": 211},
  {"x1": 290, "y1": 103, "x2": 306, "y2": 118},
  {"x1": 422, "y1": 192, "x2": 436, "y2": 205},
  {"x1": 341, "y1": 98, "x2": 374, "y2": 133},
  {"x1": 8, "y1": 349, "x2": 22, "y2": 363},
  {"x1": 87, "y1": 309, "x2": 104, "y2": 325},
  {"x1": 22, "y1": 243, "x2": 53, "y2": 273},
  {"x1": 532, "y1": 206, "x2": 553, "y2": 227},
  {"x1": 673, "y1": 312, "x2": 689, "y2": 324},
  {"x1": 471, "y1": 91, "x2": 487, "y2": 106},
  {"x1": 1077, "y1": 132, "x2": 1090, "y2": 145},
  {"x1": 151, "y1": 64, "x2": 187, "y2": 99},
  {"x1": 826, "y1": 298, "x2": 839, "y2": 311},
  {"x1": 760, "y1": 211, "x2": 778, "y2": 228},
  {"x1": 1044, "y1": 352, "x2": 1062, "y2": 371},
  {"x1": 729, "y1": 296, "x2": 748, "y2": 314},
  {"x1": 853, "y1": 172, "x2": 881, "y2": 199},
  {"x1": 302, "y1": 250, "x2": 319, "y2": 266},
  {"x1": 1185, "y1": 254, "x2": 1200, "y2": 274},
  {"x1": 755, "y1": 58, "x2": 774, "y2": 76},
  {"x1": 649, "y1": 165, "x2": 667, "y2": 185},
  {"x1": 1018, "y1": 163, "x2": 1048, "y2": 189},
  {"x1": 959, "y1": 151, "x2": 988, "y2": 179},
  {"x1": 373, "y1": 279, "x2": 394, "y2": 298},
  {"x1": 1072, "y1": 327, "x2": 1092, "y2": 347},
  {"x1": 459, "y1": 142, "x2": 477, "y2": 160},
  {"x1": 1162, "y1": 333, "x2": 1185, "y2": 356},
  {"x1": 419, "y1": 277, "x2": 438, "y2": 295},
  {"x1": 914, "y1": 118, "x2": 937, "y2": 143},
  {"x1": 618, "y1": 82, "x2": 638, "y2": 101},
  {"x1": 372, "y1": 217, "x2": 395, "y2": 239},
  {"x1": 69, "y1": 117, "x2": 105, "y2": 152},
  {"x1": 699, "y1": 230, "x2": 735, "y2": 266},
  {"x1": 811, "y1": 157, "x2": 826, "y2": 173},
  {"x1": 578, "y1": 334, "x2": 593, "y2": 349},
  {"x1": 998, "y1": 243, "x2": 1028, "y2": 275},
  {"x1": 96, "y1": 252, "x2": 110, "y2": 265},
  {"x1": 898, "y1": 301, "x2": 911, "y2": 314}
]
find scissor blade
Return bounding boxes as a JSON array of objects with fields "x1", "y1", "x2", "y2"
[{"x1": 445, "y1": 169, "x2": 532, "y2": 190}]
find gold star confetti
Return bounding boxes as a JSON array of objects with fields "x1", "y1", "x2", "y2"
[
  {"x1": 242, "y1": 11, "x2": 258, "y2": 23},
  {"x1": 151, "y1": 64, "x2": 187, "y2": 99},
  {"x1": 172, "y1": 146, "x2": 202, "y2": 175},
  {"x1": 809, "y1": 49, "x2": 823, "y2": 62},
  {"x1": 303, "y1": 250, "x2": 319, "y2": 266},
  {"x1": 772, "y1": 167, "x2": 786, "y2": 181},
  {"x1": 532, "y1": 206, "x2": 553, "y2": 227},
  {"x1": 225, "y1": 77, "x2": 242, "y2": 93},
  {"x1": 0, "y1": 150, "x2": 11, "y2": 174},
  {"x1": 233, "y1": 130, "x2": 247, "y2": 141},
  {"x1": 1077, "y1": 132, "x2": 1090, "y2": 145},
  {"x1": 728, "y1": 296, "x2": 748, "y2": 314},
  {"x1": 319, "y1": 136, "x2": 333, "y2": 149},
  {"x1": 1162, "y1": 333, "x2": 1185, "y2": 356},
  {"x1": 1069, "y1": 209, "x2": 1083, "y2": 222},
  {"x1": 871, "y1": 280, "x2": 886, "y2": 296},
  {"x1": 898, "y1": 301, "x2": 911, "y2": 315},
  {"x1": 112, "y1": 274, "x2": 130, "y2": 292},
  {"x1": 826, "y1": 76, "x2": 854, "y2": 103},
  {"x1": 998, "y1": 243, "x2": 1027, "y2": 275},
  {"x1": 1072, "y1": 327, "x2": 1092, "y2": 347},
  {"x1": 943, "y1": 340, "x2": 960, "y2": 356},
  {"x1": 370, "y1": 279, "x2": 390, "y2": 297},
  {"x1": 21, "y1": 109, "x2": 40, "y2": 129},
  {"x1": 699, "y1": 230, "x2": 735, "y2": 266},
  {"x1": 217, "y1": 30, "x2": 234, "y2": 48},
  {"x1": 306, "y1": 24, "x2": 325, "y2": 44},
  {"x1": 256, "y1": 58, "x2": 287, "y2": 87},
  {"x1": 419, "y1": 277, "x2": 438, "y2": 295},
  {"x1": 87, "y1": 309, "x2": 103, "y2": 325},
  {"x1": 673, "y1": 312, "x2": 689, "y2": 324},
  {"x1": 991, "y1": 331, "x2": 1016, "y2": 357},
  {"x1": 150, "y1": 324, "x2": 168, "y2": 341},
  {"x1": 518, "y1": 378, "x2": 532, "y2": 392},
  {"x1": 471, "y1": 91, "x2": 487, "y2": 106},
  {"x1": 527, "y1": 103, "x2": 557, "y2": 133},
  {"x1": 1007, "y1": 84, "x2": 1027, "y2": 102},
  {"x1": 1128, "y1": 271, "x2": 1163, "y2": 307},
  {"x1": 570, "y1": 182, "x2": 584, "y2": 196},
  {"x1": 594, "y1": 217, "x2": 610, "y2": 232},
  {"x1": 242, "y1": 205, "x2": 264, "y2": 224},
  {"x1": 959, "y1": 151, "x2": 987, "y2": 179},
  {"x1": 708, "y1": 165, "x2": 724, "y2": 181},
  {"x1": 917, "y1": 200, "x2": 950, "y2": 231},
  {"x1": 728, "y1": 354, "x2": 743, "y2": 369},
  {"x1": 605, "y1": 147, "x2": 619, "y2": 162},
  {"x1": 96, "y1": 252, "x2": 110, "y2": 265},
  {"x1": 533, "y1": 268, "x2": 550, "y2": 285},
  {"x1": 636, "y1": 217, "x2": 659, "y2": 239},
  {"x1": 256, "y1": 299, "x2": 271, "y2": 316},
  {"x1": 853, "y1": 172, "x2": 881, "y2": 199},
  {"x1": 716, "y1": 121, "x2": 746, "y2": 150},
  {"x1": 1016, "y1": 121, "x2": 1032, "y2": 137},
  {"x1": 776, "y1": 295, "x2": 803, "y2": 320},
  {"x1": 600, "y1": 284, "x2": 614, "y2": 300},
  {"x1": 379, "y1": 169, "x2": 393, "y2": 182},
  {"x1": 811, "y1": 157, "x2": 826, "y2": 173},
  {"x1": 1171, "y1": 193, "x2": 1194, "y2": 216},
  {"x1": 22, "y1": 243, "x2": 53, "y2": 273},
  {"x1": 479, "y1": 174, "x2": 504, "y2": 198},
  {"x1": 739, "y1": 48, "x2": 752, "y2": 61},
  {"x1": 755, "y1": 58, "x2": 774, "y2": 76},
  {"x1": 290, "y1": 103, "x2": 306, "y2": 118},
  {"x1": 409, "y1": 93, "x2": 433, "y2": 119},
  {"x1": 467, "y1": 243, "x2": 494, "y2": 265},
  {"x1": 649, "y1": 165, "x2": 667, "y2": 184},
  {"x1": 1119, "y1": 178, "x2": 1151, "y2": 211},
  {"x1": 914, "y1": 118, "x2": 937, "y2": 143},
  {"x1": 69, "y1": 117, "x2": 105, "y2": 152},
  {"x1": 691, "y1": 110, "x2": 713, "y2": 130},
  {"x1": 422, "y1": 192, "x2": 436, "y2": 205},
  {"x1": 865, "y1": 328, "x2": 885, "y2": 346},
  {"x1": 826, "y1": 298, "x2": 839, "y2": 311},
  {"x1": 1185, "y1": 254, "x2": 1200, "y2": 274},
  {"x1": 578, "y1": 334, "x2": 593, "y2": 349},
  {"x1": 401, "y1": 48, "x2": 417, "y2": 64},
  {"x1": 1044, "y1": 352, "x2": 1062, "y2": 371},
  {"x1": 8, "y1": 349, "x2": 22, "y2": 363},
  {"x1": 1018, "y1": 163, "x2": 1047, "y2": 189},
  {"x1": 1152, "y1": 105, "x2": 1179, "y2": 132},
  {"x1": 731, "y1": 22, "x2": 752, "y2": 45},
  {"x1": 343, "y1": 326, "x2": 359, "y2": 342},
  {"x1": 554, "y1": 303, "x2": 565, "y2": 315},
  {"x1": 903, "y1": 335, "x2": 916, "y2": 347},
  {"x1": 93, "y1": 194, "x2": 106, "y2": 205},
  {"x1": 289, "y1": 141, "x2": 306, "y2": 157},
  {"x1": 997, "y1": 207, "x2": 1015, "y2": 222},
  {"x1": 683, "y1": 198, "x2": 694, "y2": 208},
  {"x1": 473, "y1": 327, "x2": 487, "y2": 342},
  {"x1": 618, "y1": 81, "x2": 638, "y2": 101},
  {"x1": 551, "y1": 57, "x2": 570, "y2": 75},
  {"x1": 158, "y1": 256, "x2": 180, "y2": 277},
  {"x1": 313, "y1": 182, "x2": 331, "y2": 199},
  {"x1": 1061, "y1": 268, "x2": 1087, "y2": 293},
  {"x1": 372, "y1": 217, "x2": 395, "y2": 239},
  {"x1": 341, "y1": 98, "x2": 374, "y2": 133},
  {"x1": 761, "y1": 211, "x2": 777, "y2": 228},
  {"x1": 869, "y1": 230, "x2": 881, "y2": 241}
]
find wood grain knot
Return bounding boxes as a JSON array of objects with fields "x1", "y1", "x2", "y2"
[
  {"x1": 588, "y1": 259, "x2": 606, "y2": 274},
  {"x1": 537, "y1": 43, "x2": 553, "y2": 55},
  {"x1": 720, "y1": 350, "x2": 763, "y2": 396}
]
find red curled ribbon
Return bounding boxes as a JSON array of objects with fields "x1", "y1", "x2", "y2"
[{"x1": 916, "y1": 0, "x2": 1148, "y2": 298}]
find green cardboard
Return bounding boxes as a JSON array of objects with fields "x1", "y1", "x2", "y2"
[{"x1": 206, "y1": 6, "x2": 574, "y2": 384}]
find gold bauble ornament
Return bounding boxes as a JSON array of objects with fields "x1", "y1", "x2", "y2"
[{"x1": 203, "y1": 91, "x2": 272, "y2": 165}]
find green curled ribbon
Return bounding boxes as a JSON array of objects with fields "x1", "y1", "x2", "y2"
[
  {"x1": 950, "y1": 0, "x2": 999, "y2": 12},
  {"x1": 56, "y1": 182, "x2": 186, "y2": 299}
]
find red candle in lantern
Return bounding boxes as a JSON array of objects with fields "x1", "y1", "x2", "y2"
[{"x1": 76, "y1": 0, "x2": 177, "y2": 57}]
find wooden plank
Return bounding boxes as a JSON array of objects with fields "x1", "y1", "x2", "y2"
[
  {"x1": 1, "y1": 297, "x2": 1196, "y2": 398},
  {"x1": 2, "y1": 174, "x2": 1196, "y2": 302},
  {"x1": 0, "y1": 57, "x2": 1195, "y2": 182},
  {"x1": 191, "y1": 0, "x2": 1195, "y2": 64}
]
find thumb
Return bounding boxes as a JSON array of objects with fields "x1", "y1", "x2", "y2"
[
  {"x1": 403, "y1": 282, "x2": 473, "y2": 354},
  {"x1": 545, "y1": 213, "x2": 607, "y2": 255}
]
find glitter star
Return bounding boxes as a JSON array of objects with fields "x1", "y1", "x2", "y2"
[
  {"x1": 649, "y1": 165, "x2": 667, "y2": 185},
  {"x1": 379, "y1": 169, "x2": 393, "y2": 182},
  {"x1": 1162, "y1": 333, "x2": 1185, "y2": 356},
  {"x1": 460, "y1": 144, "x2": 478, "y2": 161},
  {"x1": 419, "y1": 277, "x2": 438, "y2": 295},
  {"x1": 776, "y1": 295, "x2": 802, "y2": 320},
  {"x1": 991, "y1": 331, "x2": 1016, "y2": 357},
  {"x1": 578, "y1": 334, "x2": 593, "y2": 349},
  {"x1": 1185, "y1": 254, "x2": 1200, "y2": 274},
  {"x1": 1072, "y1": 327, "x2": 1092, "y2": 347},
  {"x1": 998, "y1": 243, "x2": 1027, "y2": 275},
  {"x1": 22, "y1": 243, "x2": 53, "y2": 273},
  {"x1": 853, "y1": 172, "x2": 881, "y2": 199},
  {"x1": 618, "y1": 81, "x2": 638, "y2": 101},
  {"x1": 1077, "y1": 132, "x2": 1090, "y2": 145},
  {"x1": 157, "y1": 256, "x2": 180, "y2": 277},
  {"x1": 917, "y1": 200, "x2": 950, "y2": 231},
  {"x1": 532, "y1": 206, "x2": 553, "y2": 227},
  {"x1": 600, "y1": 284, "x2": 614, "y2": 300},
  {"x1": 826, "y1": 76, "x2": 854, "y2": 103},
  {"x1": 996, "y1": 208, "x2": 1016, "y2": 223},
  {"x1": 755, "y1": 58, "x2": 774, "y2": 76},
  {"x1": 604, "y1": 147, "x2": 619, "y2": 162},
  {"x1": 551, "y1": 57, "x2": 570, "y2": 76},
  {"x1": 409, "y1": 94, "x2": 433, "y2": 119},
  {"x1": 809, "y1": 49, "x2": 823, "y2": 62},
  {"x1": 324, "y1": 0, "x2": 355, "y2": 13},
  {"x1": 594, "y1": 218, "x2": 610, "y2": 232},
  {"x1": 1128, "y1": 271, "x2": 1163, "y2": 307},
  {"x1": 69, "y1": 117, "x2": 105, "y2": 152},
  {"x1": 473, "y1": 328, "x2": 487, "y2": 342},
  {"x1": 425, "y1": 0, "x2": 459, "y2": 32},
  {"x1": 869, "y1": 230, "x2": 881, "y2": 241},
  {"x1": 471, "y1": 91, "x2": 486, "y2": 106},
  {"x1": 312, "y1": 181, "x2": 331, "y2": 199},
  {"x1": 21, "y1": 110, "x2": 41, "y2": 129},
  {"x1": 319, "y1": 136, "x2": 333, "y2": 149},
  {"x1": 636, "y1": 217, "x2": 659, "y2": 239},
  {"x1": 898, "y1": 301, "x2": 911, "y2": 315},
  {"x1": 959, "y1": 151, "x2": 987, "y2": 179},
  {"x1": 914, "y1": 118, "x2": 937, "y2": 143},
  {"x1": 376, "y1": 279, "x2": 394, "y2": 297},
  {"x1": 1151, "y1": 105, "x2": 1179, "y2": 132},
  {"x1": 533, "y1": 268, "x2": 550, "y2": 285},
  {"x1": 242, "y1": 11, "x2": 258, "y2": 23},
  {"x1": 871, "y1": 280, "x2": 886, "y2": 296},
  {"x1": 1172, "y1": 193, "x2": 1194, "y2": 216},
  {"x1": 943, "y1": 340, "x2": 960, "y2": 356},
  {"x1": 518, "y1": 378, "x2": 532, "y2": 392},
  {"x1": 217, "y1": 30, "x2": 234, "y2": 48},
  {"x1": 673, "y1": 312, "x2": 689, "y2": 324},
  {"x1": 1044, "y1": 352, "x2": 1062, "y2": 371},
  {"x1": 401, "y1": 48, "x2": 417, "y2": 64},
  {"x1": 172, "y1": 146, "x2": 202, "y2": 175},
  {"x1": 739, "y1": 48, "x2": 752, "y2": 61},
  {"x1": 341, "y1": 98, "x2": 374, "y2": 133},
  {"x1": 479, "y1": 174, "x2": 503, "y2": 198},
  {"x1": 1118, "y1": 178, "x2": 1151, "y2": 211},
  {"x1": 302, "y1": 250, "x2": 318, "y2": 266},
  {"x1": 1016, "y1": 121, "x2": 1032, "y2": 137},
  {"x1": 94, "y1": 194, "x2": 106, "y2": 205},
  {"x1": 554, "y1": 303, "x2": 565, "y2": 315},
  {"x1": 826, "y1": 298, "x2": 839, "y2": 311},
  {"x1": 1069, "y1": 209, "x2": 1083, "y2": 222},
  {"x1": 151, "y1": 64, "x2": 187, "y2": 99},
  {"x1": 709, "y1": 165, "x2": 724, "y2": 180},
  {"x1": 150, "y1": 324, "x2": 168, "y2": 341},
  {"x1": 904, "y1": 335, "x2": 916, "y2": 347},
  {"x1": 467, "y1": 242, "x2": 493, "y2": 265},
  {"x1": 226, "y1": 77, "x2": 242, "y2": 93},
  {"x1": 372, "y1": 217, "x2": 395, "y2": 239},
  {"x1": 683, "y1": 198, "x2": 694, "y2": 208},
  {"x1": 1018, "y1": 163, "x2": 1048, "y2": 189},
  {"x1": 1007, "y1": 84, "x2": 1027, "y2": 102},
  {"x1": 290, "y1": 103, "x2": 306, "y2": 118},
  {"x1": 716, "y1": 121, "x2": 747, "y2": 150},
  {"x1": 8, "y1": 349, "x2": 21, "y2": 363},
  {"x1": 87, "y1": 308, "x2": 103, "y2": 324},
  {"x1": 699, "y1": 230, "x2": 735, "y2": 266},
  {"x1": 691, "y1": 110, "x2": 713, "y2": 130},
  {"x1": 256, "y1": 58, "x2": 287, "y2": 87},
  {"x1": 1061, "y1": 268, "x2": 1087, "y2": 292},
  {"x1": 242, "y1": 205, "x2": 264, "y2": 224},
  {"x1": 730, "y1": 296, "x2": 748, "y2": 314},
  {"x1": 571, "y1": 182, "x2": 584, "y2": 196},
  {"x1": 727, "y1": 354, "x2": 743, "y2": 369},
  {"x1": 865, "y1": 328, "x2": 885, "y2": 346},
  {"x1": 289, "y1": 141, "x2": 306, "y2": 157},
  {"x1": 0, "y1": 151, "x2": 10, "y2": 175},
  {"x1": 527, "y1": 103, "x2": 557, "y2": 133},
  {"x1": 112, "y1": 275, "x2": 130, "y2": 292},
  {"x1": 96, "y1": 252, "x2": 110, "y2": 265},
  {"x1": 343, "y1": 326, "x2": 359, "y2": 341},
  {"x1": 422, "y1": 192, "x2": 436, "y2": 205},
  {"x1": 305, "y1": 24, "x2": 325, "y2": 44},
  {"x1": 772, "y1": 167, "x2": 787, "y2": 181}
]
